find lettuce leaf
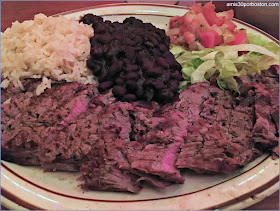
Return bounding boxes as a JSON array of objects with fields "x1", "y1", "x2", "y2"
[
  {"x1": 191, "y1": 60, "x2": 216, "y2": 83},
  {"x1": 172, "y1": 35, "x2": 279, "y2": 92},
  {"x1": 181, "y1": 58, "x2": 204, "y2": 80}
]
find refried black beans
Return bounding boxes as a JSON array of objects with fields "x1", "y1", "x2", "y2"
[{"x1": 80, "y1": 14, "x2": 182, "y2": 103}]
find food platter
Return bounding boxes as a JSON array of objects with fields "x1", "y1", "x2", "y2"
[{"x1": 1, "y1": 3, "x2": 279, "y2": 210}]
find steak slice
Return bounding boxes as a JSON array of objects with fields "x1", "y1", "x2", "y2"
[
  {"x1": 80, "y1": 139, "x2": 141, "y2": 193},
  {"x1": 1, "y1": 81, "x2": 99, "y2": 167},
  {"x1": 175, "y1": 82, "x2": 255, "y2": 173},
  {"x1": 77, "y1": 101, "x2": 142, "y2": 193},
  {"x1": 128, "y1": 102, "x2": 187, "y2": 183},
  {"x1": 38, "y1": 92, "x2": 118, "y2": 168}
]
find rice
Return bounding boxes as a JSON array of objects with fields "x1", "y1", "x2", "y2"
[{"x1": 1, "y1": 13, "x2": 97, "y2": 95}]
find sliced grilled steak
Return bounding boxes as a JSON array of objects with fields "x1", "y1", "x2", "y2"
[{"x1": 1, "y1": 65, "x2": 279, "y2": 193}]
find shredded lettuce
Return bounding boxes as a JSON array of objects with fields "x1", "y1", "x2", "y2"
[
  {"x1": 191, "y1": 60, "x2": 216, "y2": 83},
  {"x1": 181, "y1": 58, "x2": 204, "y2": 80},
  {"x1": 171, "y1": 34, "x2": 279, "y2": 92}
]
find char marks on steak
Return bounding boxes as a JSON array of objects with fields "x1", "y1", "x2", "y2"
[{"x1": 1, "y1": 65, "x2": 279, "y2": 193}]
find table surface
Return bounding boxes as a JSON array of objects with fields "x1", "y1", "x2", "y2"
[{"x1": 1, "y1": 1, "x2": 279, "y2": 210}]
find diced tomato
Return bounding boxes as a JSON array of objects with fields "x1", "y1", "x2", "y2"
[
  {"x1": 183, "y1": 13, "x2": 196, "y2": 26},
  {"x1": 217, "y1": 24, "x2": 228, "y2": 35},
  {"x1": 238, "y1": 51, "x2": 249, "y2": 56},
  {"x1": 223, "y1": 32, "x2": 235, "y2": 44},
  {"x1": 189, "y1": 41, "x2": 199, "y2": 51},
  {"x1": 178, "y1": 16, "x2": 184, "y2": 25},
  {"x1": 191, "y1": 13, "x2": 211, "y2": 34},
  {"x1": 169, "y1": 16, "x2": 182, "y2": 29},
  {"x1": 200, "y1": 31, "x2": 215, "y2": 48},
  {"x1": 213, "y1": 31, "x2": 223, "y2": 46},
  {"x1": 167, "y1": 28, "x2": 180, "y2": 36},
  {"x1": 218, "y1": 16, "x2": 225, "y2": 26},
  {"x1": 225, "y1": 20, "x2": 237, "y2": 32},
  {"x1": 202, "y1": 2, "x2": 225, "y2": 26},
  {"x1": 200, "y1": 30, "x2": 222, "y2": 48},
  {"x1": 216, "y1": 10, "x2": 234, "y2": 21},
  {"x1": 179, "y1": 25, "x2": 189, "y2": 35},
  {"x1": 167, "y1": 2, "x2": 246, "y2": 49},
  {"x1": 192, "y1": 3, "x2": 202, "y2": 13},
  {"x1": 229, "y1": 31, "x2": 248, "y2": 45},
  {"x1": 183, "y1": 31, "x2": 195, "y2": 45},
  {"x1": 211, "y1": 24, "x2": 223, "y2": 35},
  {"x1": 169, "y1": 35, "x2": 179, "y2": 45}
]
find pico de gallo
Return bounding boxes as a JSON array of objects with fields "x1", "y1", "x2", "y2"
[{"x1": 168, "y1": 2, "x2": 248, "y2": 50}]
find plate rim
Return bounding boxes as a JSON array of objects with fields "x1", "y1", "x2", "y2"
[
  {"x1": 1, "y1": 2, "x2": 279, "y2": 210},
  {"x1": 0, "y1": 155, "x2": 272, "y2": 202},
  {"x1": 2, "y1": 158, "x2": 279, "y2": 210}
]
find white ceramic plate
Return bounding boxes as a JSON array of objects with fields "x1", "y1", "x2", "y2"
[{"x1": 1, "y1": 3, "x2": 279, "y2": 210}]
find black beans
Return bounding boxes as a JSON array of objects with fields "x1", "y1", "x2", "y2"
[
  {"x1": 79, "y1": 14, "x2": 103, "y2": 27},
  {"x1": 125, "y1": 72, "x2": 140, "y2": 80},
  {"x1": 81, "y1": 14, "x2": 183, "y2": 103},
  {"x1": 124, "y1": 94, "x2": 137, "y2": 102},
  {"x1": 112, "y1": 86, "x2": 126, "y2": 97},
  {"x1": 115, "y1": 77, "x2": 124, "y2": 85},
  {"x1": 86, "y1": 59, "x2": 97, "y2": 70},
  {"x1": 97, "y1": 33, "x2": 111, "y2": 44},
  {"x1": 144, "y1": 41, "x2": 154, "y2": 47},
  {"x1": 156, "y1": 57, "x2": 169, "y2": 69},
  {"x1": 149, "y1": 36, "x2": 159, "y2": 46},
  {"x1": 142, "y1": 59, "x2": 154, "y2": 71},
  {"x1": 125, "y1": 47, "x2": 136, "y2": 60},
  {"x1": 145, "y1": 67, "x2": 162, "y2": 77},
  {"x1": 171, "y1": 71, "x2": 183, "y2": 80},
  {"x1": 98, "y1": 72, "x2": 108, "y2": 83},
  {"x1": 162, "y1": 72, "x2": 171, "y2": 82},
  {"x1": 123, "y1": 38, "x2": 134, "y2": 46},
  {"x1": 95, "y1": 24, "x2": 106, "y2": 34},
  {"x1": 158, "y1": 89, "x2": 174, "y2": 102},
  {"x1": 143, "y1": 79, "x2": 153, "y2": 87},
  {"x1": 126, "y1": 80, "x2": 138, "y2": 91},
  {"x1": 159, "y1": 44, "x2": 168, "y2": 52},
  {"x1": 90, "y1": 46, "x2": 103, "y2": 57},
  {"x1": 168, "y1": 80, "x2": 179, "y2": 91},
  {"x1": 98, "y1": 81, "x2": 113, "y2": 91},
  {"x1": 125, "y1": 64, "x2": 138, "y2": 72},
  {"x1": 153, "y1": 80, "x2": 166, "y2": 90},
  {"x1": 108, "y1": 61, "x2": 123, "y2": 77}
]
